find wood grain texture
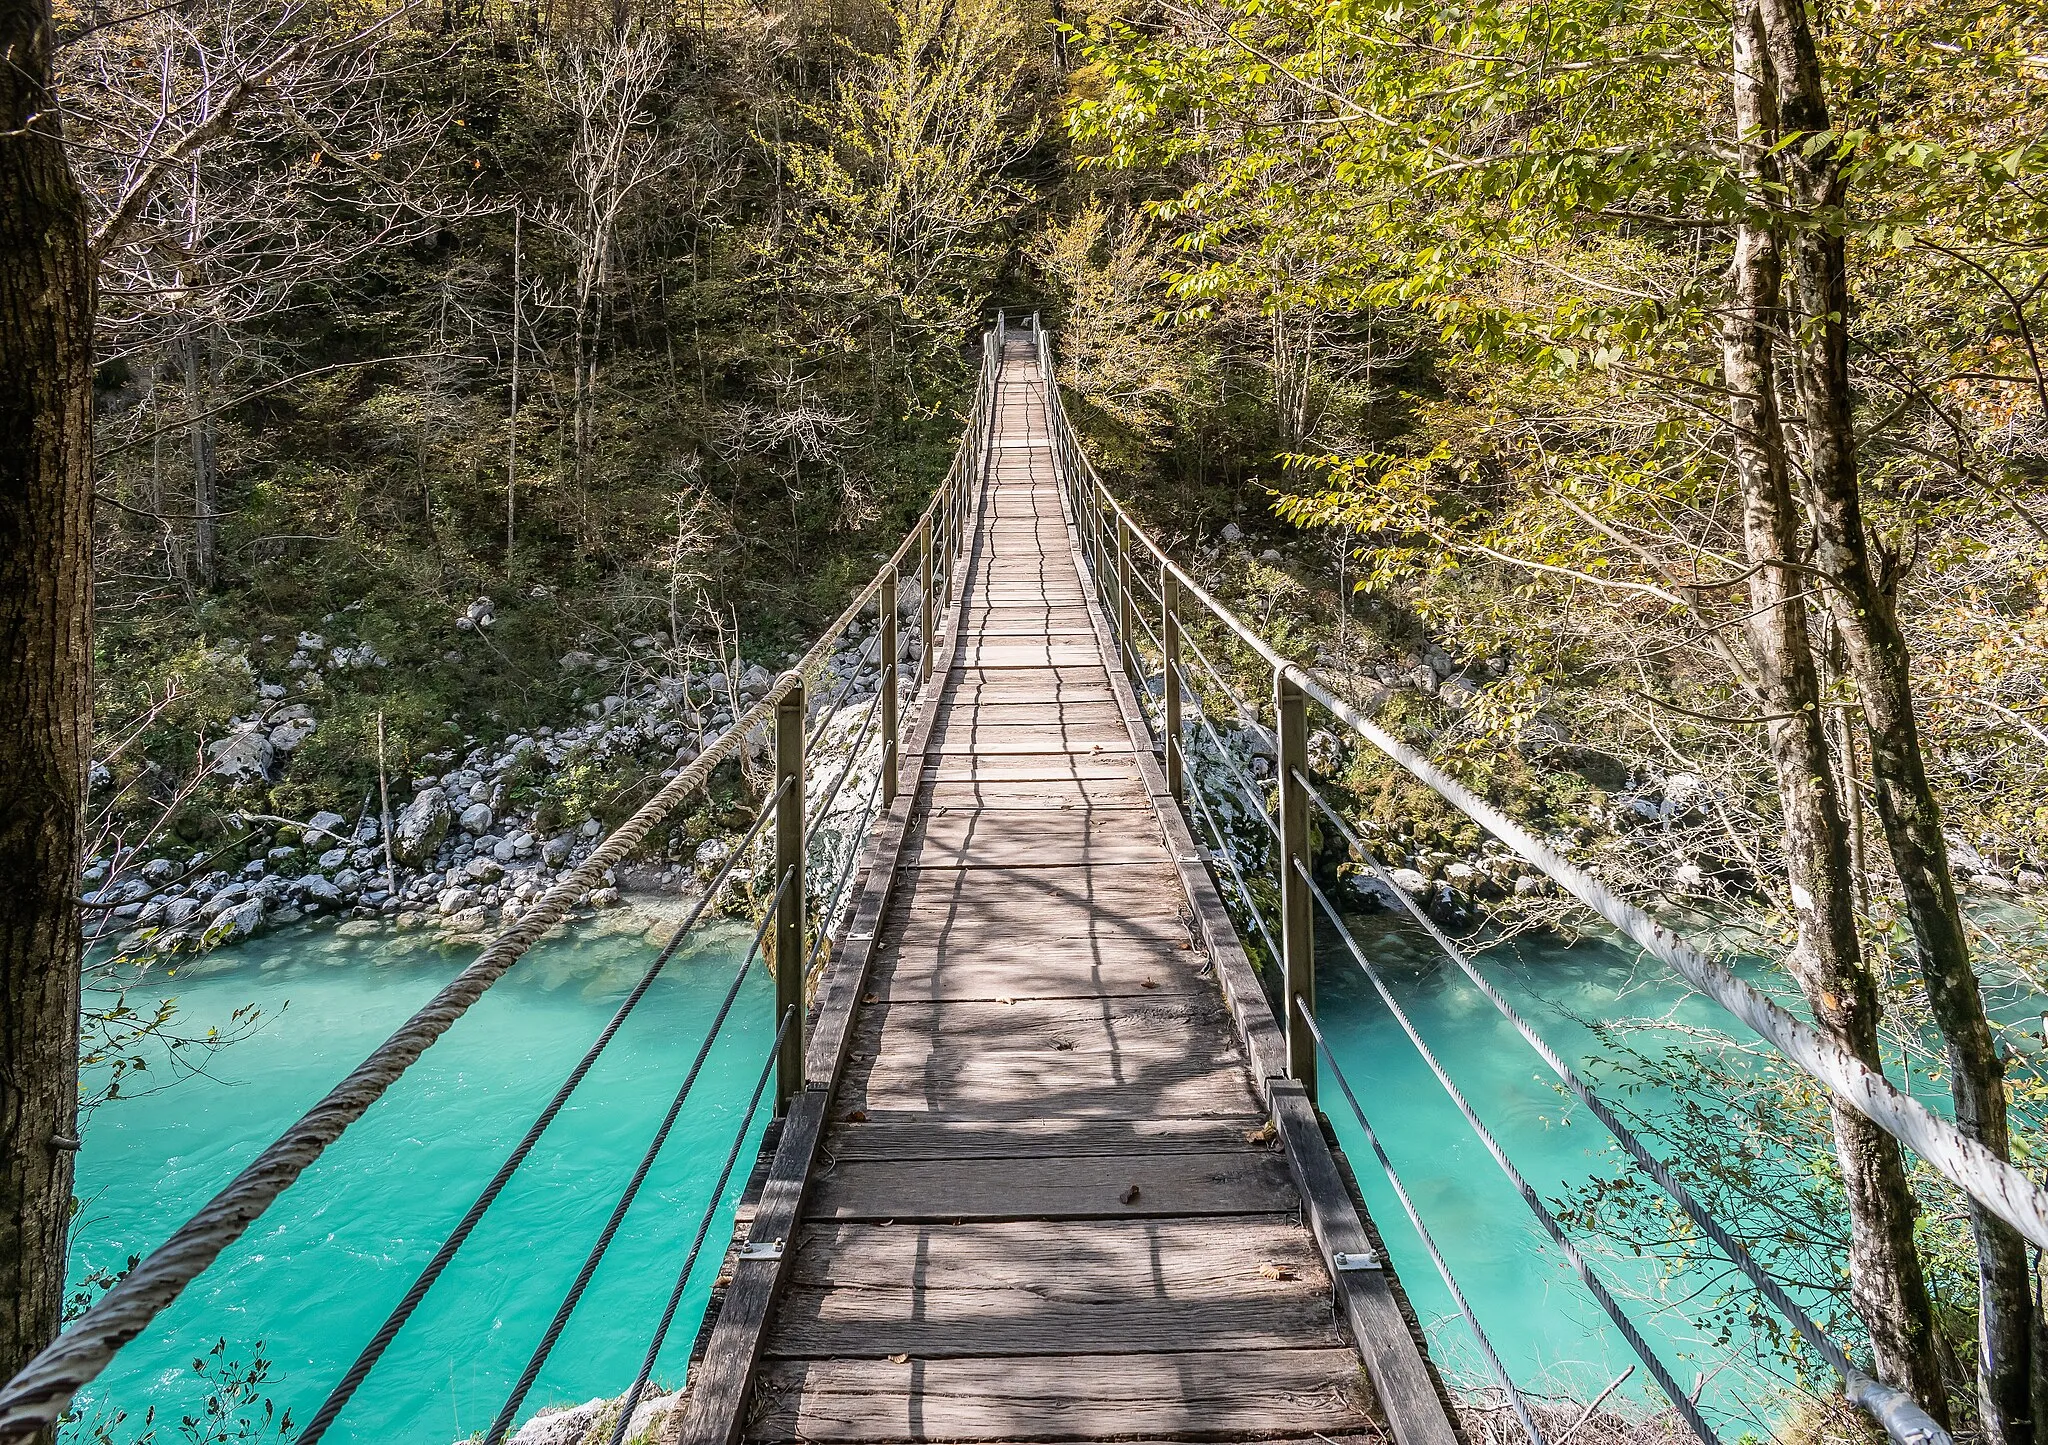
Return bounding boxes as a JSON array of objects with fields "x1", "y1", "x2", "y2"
[{"x1": 747, "y1": 1351, "x2": 1379, "y2": 1442}]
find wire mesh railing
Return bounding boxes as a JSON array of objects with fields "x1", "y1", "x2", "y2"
[
  {"x1": 1031, "y1": 322, "x2": 1974, "y2": 1445},
  {"x1": 0, "y1": 328, "x2": 1004, "y2": 1445}
]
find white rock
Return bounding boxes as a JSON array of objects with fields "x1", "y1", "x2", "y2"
[
  {"x1": 269, "y1": 716, "x2": 317, "y2": 753},
  {"x1": 305, "y1": 811, "x2": 349, "y2": 843},
  {"x1": 1220, "y1": 522, "x2": 1243, "y2": 543},
  {"x1": 459, "y1": 802, "x2": 494, "y2": 835},
  {"x1": 207, "y1": 729, "x2": 274, "y2": 784},
  {"x1": 508, "y1": 1399, "x2": 607, "y2": 1445},
  {"x1": 1389, "y1": 868, "x2": 1430, "y2": 896}
]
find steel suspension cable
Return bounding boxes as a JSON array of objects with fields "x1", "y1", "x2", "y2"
[
  {"x1": 602, "y1": 1003, "x2": 795, "y2": 1445},
  {"x1": 1293, "y1": 776, "x2": 1948, "y2": 1445},
  {"x1": 295, "y1": 777, "x2": 793, "y2": 1445},
  {"x1": 1296, "y1": 1009, "x2": 1547, "y2": 1445},
  {"x1": 1179, "y1": 750, "x2": 1284, "y2": 969},
  {"x1": 806, "y1": 754, "x2": 892, "y2": 979},
  {"x1": 1175, "y1": 663, "x2": 1281, "y2": 841},
  {"x1": 1290, "y1": 858, "x2": 1718, "y2": 1445},
  {"x1": 804, "y1": 621, "x2": 884, "y2": 756},
  {"x1": 479, "y1": 864, "x2": 797, "y2": 1445},
  {"x1": 805, "y1": 684, "x2": 886, "y2": 834}
]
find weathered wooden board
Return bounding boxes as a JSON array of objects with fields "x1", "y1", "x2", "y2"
[
  {"x1": 850, "y1": 994, "x2": 1229, "y2": 1059},
  {"x1": 805, "y1": 1148, "x2": 1291, "y2": 1219},
  {"x1": 911, "y1": 808, "x2": 1165, "y2": 865},
  {"x1": 917, "y1": 777, "x2": 1152, "y2": 811},
  {"x1": 820, "y1": 1117, "x2": 1260, "y2": 1162},
  {"x1": 746, "y1": 1350, "x2": 1379, "y2": 1442}
]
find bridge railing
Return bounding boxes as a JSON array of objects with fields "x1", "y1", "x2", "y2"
[
  {"x1": 1026, "y1": 322, "x2": 2006, "y2": 1445},
  {"x1": 0, "y1": 327, "x2": 1003, "y2": 1445}
]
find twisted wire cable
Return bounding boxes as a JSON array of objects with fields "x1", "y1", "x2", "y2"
[
  {"x1": 1291, "y1": 857, "x2": 1717, "y2": 1445},
  {"x1": 295, "y1": 778, "x2": 793, "y2": 1445},
  {"x1": 480, "y1": 864, "x2": 797, "y2": 1445},
  {"x1": 1294, "y1": 775, "x2": 1948, "y2": 1445},
  {"x1": 1297, "y1": 1009, "x2": 1547, "y2": 1445},
  {"x1": 603, "y1": 1004, "x2": 795, "y2": 1445}
]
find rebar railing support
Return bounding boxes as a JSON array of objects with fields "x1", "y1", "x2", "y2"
[
  {"x1": 880, "y1": 571, "x2": 899, "y2": 809},
  {"x1": 918, "y1": 516, "x2": 935, "y2": 689},
  {"x1": 1275, "y1": 667, "x2": 1315, "y2": 1100},
  {"x1": 773, "y1": 679, "x2": 807, "y2": 1112},
  {"x1": 1164, "y1": 567, "x2": 1184, "y2": 800}
]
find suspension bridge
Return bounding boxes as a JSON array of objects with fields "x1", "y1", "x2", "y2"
[{"x1": 3, "y1": 321, "x2": 2039, "y2": 1445}]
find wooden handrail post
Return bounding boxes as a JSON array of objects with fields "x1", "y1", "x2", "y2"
[
  {"x1": 1163, "y1": 566, "x2": 1183, "y2": 801},
  {"x1": 773, "y1": 677, "x2": 807, "y2": 1113},
  {"x1": 880, "y1": 571, "x2": 899, "y2": 809},
  {"x1": 1275, "y1": 667, "x2": 1315, "y2": 1102},
  {"x1": 918, "y1": 514, "x2": 934, "y2": 689},
  {"x1": 1116, "y1": 512, "x2": 1135, "y2": 681}
]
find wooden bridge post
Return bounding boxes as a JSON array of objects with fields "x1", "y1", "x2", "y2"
[
  {"x1": 1275, "y1": 668, "x2": 1316, "y2": 1101},
  {"x1": 1163, "y1": 566, "x2": 1184, "y2": 800},
  {"x1": 880, "y1": 571, "x2": 899, "y2": 809},
  {"x1": 773, "y1": 679, "x2": 807, "y2": 1113},
  {"x1": 918, "y1": 516, "x2": 934, "y2": 688}
]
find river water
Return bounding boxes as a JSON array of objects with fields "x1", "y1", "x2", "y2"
[{"x1": 67, "y1": 905, "x2": 1871, "y2": 1444}]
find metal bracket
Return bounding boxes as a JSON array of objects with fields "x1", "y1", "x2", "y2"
[
  {"x1": 1332, "y1": 1250, "x2": 1381, "y2": 1272},
  {"x1": 739, "y1": 1239, "x2": 785, "y2": 1262}
]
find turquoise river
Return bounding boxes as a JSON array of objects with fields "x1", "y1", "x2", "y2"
[{"x1": 69, "y1": 900, "x2": 2001, "y2": 1444}]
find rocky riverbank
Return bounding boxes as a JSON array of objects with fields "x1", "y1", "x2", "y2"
[{"x1": 85, "y1": 594, "x2": 919, "y2": 965}]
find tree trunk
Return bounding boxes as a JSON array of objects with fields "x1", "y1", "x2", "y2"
[
  {"x1": 0, "y1": 0, "x2": 93, "y2": 1419},
  {"x1": 1754, "y1": 0, "x2": 2033, "y2": 1433},
  {"x1": 1720, "y1": 1, "x2": 1949, "y2": 1415}
]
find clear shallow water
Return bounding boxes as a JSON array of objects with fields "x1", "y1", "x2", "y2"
[
  {"x1": 1315, "y1": 914, "x2": 1782, "y2": 1424},
  {"x1": 69, "y1": 916, "x2": 774, "y2": 1445},
  {"x1": 69, "y1": 905, "x2": 1889, "y2": 1442}
]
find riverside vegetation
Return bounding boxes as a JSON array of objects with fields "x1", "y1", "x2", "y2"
[{"x1": 4, "y1": 0, "x2": 2047, "y2": 1436}]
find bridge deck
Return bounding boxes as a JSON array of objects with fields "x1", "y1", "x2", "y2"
[{"x1": 682, "y1": 338, "x2": 1451, "y2": 1445}]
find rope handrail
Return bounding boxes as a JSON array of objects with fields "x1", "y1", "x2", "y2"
[
  {"x1": 0, "y1": 327, "x2": 1005, "y2": 1445},
  {"x1": 1033, "y1": 328, "x2": 2048, "y2": 1258}
]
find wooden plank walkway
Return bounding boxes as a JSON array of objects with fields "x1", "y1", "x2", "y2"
[{"x1": 678, "y1": 336, "x2": 1456, "y2": 1445}]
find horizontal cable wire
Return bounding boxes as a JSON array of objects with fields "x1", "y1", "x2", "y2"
[
  {"x1": 603, "y1": 1005, "x2": 794, "y2": 1445},
  {"x1": 295, "y1": 776, "x2": 793, "y2": 1445},
  {"x1": 805, "y1": 685, "x2": 886, "y2": 833},
  {"x1": 1180, "y1": 625, "x2": 1263, "y2": 732},
  {"x1": 806, "y1": 755, "x2": 892, "y2": 979},
  {"x1": 1293, "y1": 777, "x2": 1949, "y2": 1445},
  {"x1": 481, "y1": 863, "x2": 798, "y2": 1445},
  {"x1": 1297, "y1": 1009, "x2": 1548, "y2": 1445},
  {"x1": 1176, "y1": 663, "x2": 1281, "y2": 841},
  {"x1": 1181, "y1": 757, "x2": 1284, "y2": 969},
  {"x1": 804, "y1": 619, "x2": 884, "y2": 755},
  {"x1": 1290, "y1": 858, "x2": 1717, "y2": 1445}
]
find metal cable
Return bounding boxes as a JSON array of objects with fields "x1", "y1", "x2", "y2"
[
  {"x1": 1181, "y1": 626, "x2": 1261, "y2": 729},
  {"x1": 1293, "y1": 777, "x2": 1950, "y2": 1445},
  {"x1": 603, "y1": 1005, "x2": 794, "y2": 1445},
  {"x1": 1297, "y1": 1008, "x2": 1548, "y2": 1445},
  {"x1": 1180, "y1": 752, "x2": 1284, "y2": 970},
  {"x1": 295, "y1": 778, "x2": 793, "y2": 1445},
  {"x1": 480, "y1": 864, "x2": 797, "y2": 1445},
  {"x1": 1290, "y1": 858, "x2": 1718, "y2": 1445},
  {"x1": 805, "y1": 684, "x2": 886, "y2": 834},
  {"x1": 806, "y1": 754, "x2": 891, "y2": 979},
  {"x1": 804, "y1": 621, "x2": 884, "y2": 756},
  {"x1": 1176, "y1": 662, "x2": 1281, "y2": 842}
]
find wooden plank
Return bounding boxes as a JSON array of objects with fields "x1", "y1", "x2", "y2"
[
  {"x1": 746, "y1": 1349, "x2": 1379, "y2": 1442},
  {"x1": 822, "y1": 1117, "x2": 1260, "y2": 1162},
  {"x1": 850, "y1": 994, "x2": 1229, "y2": 1057},
  {"x1": 912, "y1": 808, "x2": 1164, "y2": 865},
  {"x1": 918, "y1": 777, "x2": 1152, "y2": 810},
  {"x1": 768, "y1": 1224, "x2": 1342, "y2": 1358},
  {"x1": 846, "y1": 1046, "x2": 1256, "y2": 1120},
  {"x1": 805, "y1": 1149, "x2": 1289, "y2": 1220}
]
